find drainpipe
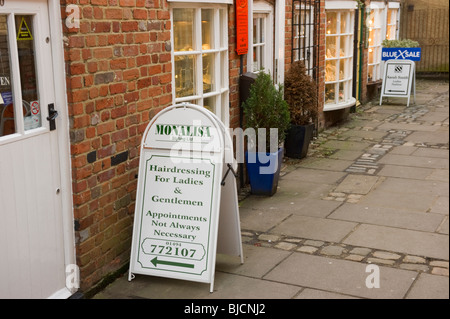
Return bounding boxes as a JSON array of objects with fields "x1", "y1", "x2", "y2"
[
  {"x1": 358, "y1": 3, "x2": 366, "y2": 105},
  {"x1": 352, "y1": 5, "x2": 359, "y2": 112},
  {"x1": 239, "y1": 55, "x2": 244, "y2": 188}
]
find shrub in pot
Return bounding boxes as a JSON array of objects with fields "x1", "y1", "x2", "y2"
[
  {"x1": 242, "y1": 71, "x2": 290, "y2": 196},
  {"x1": 381, "y1": 39, "x2": 420, "y2": 48},
  {"x1": 284, "y1": 60, "x2": 318, "y2": 159}
]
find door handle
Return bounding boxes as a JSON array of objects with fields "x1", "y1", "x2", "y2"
[{"x1": 47, "y1": 103, "x2": 58, "y2": 131}]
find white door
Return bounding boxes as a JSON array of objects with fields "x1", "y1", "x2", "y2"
[{"x1": 0, "y1": 0, "x2": 72, "y2": 298}]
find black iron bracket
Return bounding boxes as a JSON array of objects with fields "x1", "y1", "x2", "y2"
[{"x1": 221, "y1": 163, "x2": 238, "y2": 186}]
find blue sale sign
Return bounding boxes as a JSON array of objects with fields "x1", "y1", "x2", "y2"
[{"x1": 382, "y1": 47, "x2": 421, "y2": 61}]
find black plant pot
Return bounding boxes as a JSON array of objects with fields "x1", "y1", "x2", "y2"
[{"x1": 284, "y1": 123, "x2": 314, "y2": 159}]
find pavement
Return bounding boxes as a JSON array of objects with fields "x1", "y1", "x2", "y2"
[{"x1": 93, "y1": 79, "x2": 449, "y2": 300}]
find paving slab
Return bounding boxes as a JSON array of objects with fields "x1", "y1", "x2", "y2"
[
  {"x1": 405, "y1": 131, "x2": 449, "y2": 144},
  {"x1": 241, "y1": 196, "x2": 342, "y2": 218},
  {"x1": 295, "y1": 288, "x2": 359, "y2": 299},
  {"x1": 343, "y1": 224, "x2": 449, "y2": 260},
  {"x1": 270, "y1": 215, "x2": 357, "y2": 242},
  {"x1": 239, "y1": 206, "x2": 291, "y2": 233},
  {"x1": 276, "y1": 180, "x2": 335, "y2": 199},
  {"x1": 378, "y1": 154, "x2": 449, "y2": 169},
  {"x1": 338, "y1": 130, "x2": 388, "y2": 140},
  {"x1": 376, "y1": 122, "x2": 440, "y2": 132},
  {"x1": 297, "y1": 158, "x2": 354, "y2": 172},
  {"x1": 375, "y1": 177, "x2": 449, "y2": 197},
  {"x1": 204, "y1": 272, "x2": 301, "y2": 299},
  {"x1": 425, "y1": 169, "x2": 449, "y2": 182},
  {"x1": 389, "y1": 145, "x2": 418, "y2": 155},
  {"x1": 320, "y1": 140, "x2": 372, "y2": 151},
  {"x1": 418, "y1": 112, "x2": 449, "y2": 123},
  {"x1": 241, "y1": 197, "x2": 342, "y2": 219},
  {"x1": 96, "y1": 270, "x2": 300, "y2": 299},
  {"x1": 334, "y1": 174, "x2": 380, "y2": 195},
  {"x1": 329, "y1": 203, "x2": 445, "y2": 232},
  {"x1": 264, "y1": 252, "x2": 416, "y2": 299},
  {"x1": 377, "y1": 165, "x2": 434, "y2": 180},
  {"x1": 437, "y1": 217, "x2": 449, "y2": 235},
  {"x1": 216, "y1": 244, "x2": 291, "y2": 278},
  {"x1": 358, "y1": 188, "x2": 437, "y2": 212},
  {"x1": 412, "y1": 148, "x2": 449, "y2": 159},
  {"x1": 406, "y1": 273, "x2": 449, "y2": 299},
  {"x1": 430, "y1": 196, "x2": 449, "y2": 215},
  {"x1": 328, "y1": 149, "x2": 364, "y2": 161},
  {"x1": 282, "y1": 167, "x2": 346, "y2": 185}
]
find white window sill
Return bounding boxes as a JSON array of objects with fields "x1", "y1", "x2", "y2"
[{"x1": 323, "y1": 97, "x2": 356, "y2": 111}]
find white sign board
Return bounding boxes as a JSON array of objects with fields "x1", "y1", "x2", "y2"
[
  {"x1": 380, "y1": 59, "x2": 416, "y2": 106},
  {"x1": 129, "y1": 104, "x2": 242, "y2": 292}
]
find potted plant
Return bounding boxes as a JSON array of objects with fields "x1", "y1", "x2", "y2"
[
  {"x1": 242, "y1": 71, "x2": 290, "y2": 196},
  {"x1": 381, "y1": 39, "x2": 421, "y2": 61},
  {"x1": 283, "y1": 60, "x2": 318, "y2": 159}
]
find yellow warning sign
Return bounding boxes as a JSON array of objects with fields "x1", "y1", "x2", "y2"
[{"x1": 17, "y1": 17, "x2": 33, "y2": 41}]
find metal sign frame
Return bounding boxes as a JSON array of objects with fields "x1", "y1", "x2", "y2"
[{"x1": 380, "y1": 59, "x2": 416, "y2": 106}]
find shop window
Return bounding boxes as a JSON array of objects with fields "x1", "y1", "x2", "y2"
[
  {"x1": 324, "y1": 10, "x2": 355, "y2": 110},
  {"x1": 386, "y1": 8, "x2": 399, "y2": 40},
  {"x1": 172, "y1": 4, "x2": 229, "y2": 125},
  {"x1": 292, "y1": 1, "x2": 319, "y2": 78},
  {"x1": 248, "y1": 1, "x2": 274, "y2": 77},
  {"x1": 367, "y1": 8, "x2": 383, "y2": 82},
  {"x1": 252, "y1": 13, "x2": 267, "y2": 73}
]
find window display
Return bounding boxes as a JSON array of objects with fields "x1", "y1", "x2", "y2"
[
  {"x1": 386, "y1": 8, "x2": 399, "y2": 40},
  {"x1": 367, "y1": 8, "x2": 382, "y2": 82},
  {"x1": 172, "y1": 5, "x2": 229, "y2": 124}
]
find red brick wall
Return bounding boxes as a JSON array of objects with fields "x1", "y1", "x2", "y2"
[
  {"x1": 62, "y1": 0, "x2": 243, "y2": 291},
  {"x1": 62, "y1": 0, "x2": 173, "y2": 289},
  {"x1": 284, "y1": 0, "x2": 293, "y2": 73}
]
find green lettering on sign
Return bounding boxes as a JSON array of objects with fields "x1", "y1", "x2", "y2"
[{"x1": 151, "y1": 257, "x2": 194, "y2": 269}]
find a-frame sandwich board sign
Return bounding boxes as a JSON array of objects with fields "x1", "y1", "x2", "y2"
[
  {"x1": 208, "y1": 111, "x2": 244, "y2": 264},
  {"x1": 129, "y1": 103, "x2": 243, "y2": 292},
  {"x1": 380, "y1": 59, "x2": 416, "y2": 106}
]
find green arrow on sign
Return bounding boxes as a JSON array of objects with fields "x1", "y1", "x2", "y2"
[{"x1": 151, "y1": 257, "x2": 194, "y2": 269}]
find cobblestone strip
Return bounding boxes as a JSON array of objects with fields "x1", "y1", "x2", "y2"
[
  {"x1": 384, "y1": 104, "x2": 430, "y2": 123},
  {"x1": 241, "y1": 231, "x2": 449, "y2": 277},
  {"x1": 345, "y1": 129, "x2": 412, "y2": 175}
]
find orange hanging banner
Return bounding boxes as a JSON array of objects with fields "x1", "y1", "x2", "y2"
[{"x1": 236, "y1": 0, "x2": 248, "y2": 55}]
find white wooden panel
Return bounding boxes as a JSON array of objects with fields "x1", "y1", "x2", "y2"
[
  {"x1": 0, "y1": 134, "x2": 65, "y2": 298},
  {"x1": 0, "y1": 0, "x2": 69, "y2": 299}
]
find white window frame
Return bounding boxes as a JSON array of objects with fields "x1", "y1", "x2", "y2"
[
  {"x1": 386, "y1": 6, "x2": 400, "y2": 41},
  {"x1": 367, "y1": 2, "x2": 386, "y2": 82},
  {"x1": 324, "y1": 9, "x2": 356, "y2": 111},
  {"x1": 248, "y1": 1, "x2": 274, "y2": 78},
  {"x1": 170, "y1": 2, "x2": 230, "y2": 126}
]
